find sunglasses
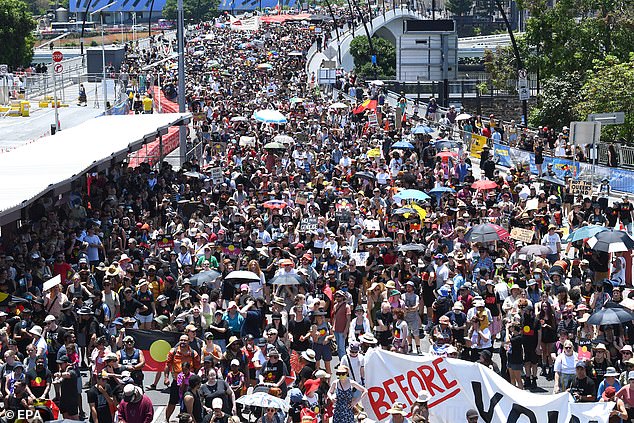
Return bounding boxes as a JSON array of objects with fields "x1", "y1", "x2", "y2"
[
  {"x1": 564, "y1": 347, "x2": 572, "y2": 350},
  {"x1": 336, "y1": 372, "x2": 347, "y2": 376}
]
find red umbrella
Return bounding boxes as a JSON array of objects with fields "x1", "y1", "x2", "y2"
[
  {"x1": 263, "y1": 200, "x2": 287, "y2": 209},
  {"x1": 471, "y1": 180, "x2": 498, "y2": 190}
]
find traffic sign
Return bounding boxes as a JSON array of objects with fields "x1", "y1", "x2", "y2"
[
  {"x1": 0, "y1": 64, "x2": 7, "y2": 75},
  {"x1": 52, "y1": 51, "x2": 63, "y2": 63},
  {"x1": 588, "y1": 112, "x2": 625, "y2": 125},
  {"x1": 518, "y1": 87, "x2": 530, "y2": 101},
  {"x1": 54, "y1": 64, "x2": 63, "y2": 74}
]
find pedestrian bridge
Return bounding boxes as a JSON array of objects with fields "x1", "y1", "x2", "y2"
[{"x1": 307, "y1": 8, "x2": 425, "y2": 76}]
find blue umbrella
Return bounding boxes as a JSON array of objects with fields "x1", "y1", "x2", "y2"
[
  {"x1": 428, "y1": 186, "x2": 456, "y2": 196},
  {"x1": 392, "y1": 141, "x2": 415, "y2": 149},
  {"x1": 434, "y1": 139, "x2": 460, "y2": 150},
  {"x1": 412, "y1": 125, "x2": 434, "y2": 134},
  {"x1": 564, "y1": 225, "x2": 609, "y2": 243},
  {"x1": 394, "y1": 189, "x2": 430, "y2": 202}
]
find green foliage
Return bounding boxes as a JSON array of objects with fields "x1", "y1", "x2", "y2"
[
  {"x1": 90, "y1": 40, "x2": 98, "y2": 47},
  {"x1": 446, "y1": 0, "x2": 473, "y2": 16},
  {"x1": 0, "y1": 0, "x2": 36, "y2": 68},
  {"x1": 163, "y1": 0, "x2": 219, "y2": 21},
  {"x1": 575, "y1": 56, "x2": 634, "y2": 142},
  {"x1": 483, "y1": 46, "x2": 516, "y2": 91},
  {"x1": 528, "y1": 72, "x2": 582, "y2": 130},
  {"x1": 349, "y1": 35, "x2": 396, "y2": 79}
]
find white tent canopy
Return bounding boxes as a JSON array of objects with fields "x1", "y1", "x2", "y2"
[{"x1": 0, "y1": 113, "x2": 191, "y2": 223}]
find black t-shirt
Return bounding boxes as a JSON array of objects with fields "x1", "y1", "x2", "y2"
[
  {"x1": 120, "y1": 297, "x2": 144, "y2": 317},
  {"x1": 288, "y1": 317, "x2": 311, "y2": 352},
  {"x1": 570, "y1": 376, "x2": 596, "y2": 401},
  {"x1": 25, "y1": 367, "x2": 52, "y2": 398},
  {"x1": 209, "y1": 319, "x2": 230, "y2": 343},
  {"x1": 86, "y1": 384, "x2": 114, "y2": 423},
  {"x1": 298, "y1": 364, "x2": 315, "y2": 385},
  {"x1": 619, "y1": 202, "x2": 633, "y2": 223},
  {"x1": 136, "y1": 290, "x2": 154, "y2": 316},
  {"x1": 508, "y1": 334, "x2": 524, "y2": 364},
  {"x1": 261, "y1": 360, "x2": 288, "y2": 385},
  {"x1": 60, "y1": 368, "x2": 79, "y2": 404}
]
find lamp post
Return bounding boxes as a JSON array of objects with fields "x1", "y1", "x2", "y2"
[
  {"x1": 91, "y1": 1, "x2": 118, "y2": 113},
  {"x1": 177, "y1": 0, "x2": 187, "y2": 165},
  {"x1": 80, "y1": 0, "x2": 94, "y2": 68}
]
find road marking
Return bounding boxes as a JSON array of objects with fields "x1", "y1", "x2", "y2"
[{"x1": 152, "y1": 406, "x2": 164, "y2": 423}]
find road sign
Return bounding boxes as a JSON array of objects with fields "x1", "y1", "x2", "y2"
[
  {"x1": 588, "y1": 112, "x2": 625, "y2": 125},
  {"x1": 52, "y1": 51, "x2": 63, "y2": 63},
  {"x1": 54, "y1": 64, "x2": 63, "y2": 74},
  {"x1": 518, "y1": 69, "x2": 529, "y2": 100},
  {"x1": 570, "y1": 121, "x2": 601, "y2": 146},
  {"x1": 518, "y1": 87, "x2": 530, "y2": 101},
  {"x1": 0, "y1": 64, "x2": 7, "y2": 75}
]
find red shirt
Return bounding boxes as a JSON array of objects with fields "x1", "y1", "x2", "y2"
[{"x1": 52, "y1": 262, "x2": 72, "y2": 285}]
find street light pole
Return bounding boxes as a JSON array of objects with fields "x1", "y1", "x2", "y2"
[
  {"x1": 177, "y1": 0, "x2": 187, "y2": 165},
  {"x1": 91, "y1": 1, "x2": 118, "y2": 113}
]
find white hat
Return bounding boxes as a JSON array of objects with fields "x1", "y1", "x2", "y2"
[
  {"x1": 230, "y1": 359, "x2": 240, "y2": 366},
  {"x1": 44, "y1": 315, "x2": 56, "y2": 323},
  {"x1": 29, "y1": 325, "x2": 43, "y2": 337},
  {"x1": 301, "y1": 349, "x2": 316, "y2": 363},
  {"x1": 212, "y1": 397, "x2": 224, "y2": 409},
  {"x1": 416, "y1": 390, "x2": 431, "y2": 403},
  {"x1": 123, "y1": 384, "x2": 141, "y2": 403}
]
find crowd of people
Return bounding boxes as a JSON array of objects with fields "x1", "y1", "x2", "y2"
[{"x1": 0, "y1": 6, "x2": 633, "y2": 423}]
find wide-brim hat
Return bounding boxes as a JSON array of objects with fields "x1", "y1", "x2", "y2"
[
  {"x1": 227, "y1": 336, "x2": 243, "y2": 348},
  {"x1": 387, "y1": 403, "x2": 407, "y2": 415},
  {"x1": 359, "y1": 333, "x2": 378, "y2": 344},
  {"x1": 301, "y1": 349, "x2": 316, "y2": 363}
]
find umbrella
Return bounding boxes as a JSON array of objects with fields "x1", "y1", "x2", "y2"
[
  {"x1": 230, "y1": 116, "x2": 248, "y2": 122},
  {"x1": 236, "y1": 392, "x2": 290, "y2": 412},
  {"x1": 329, "y1": 102, "x2": 348, "y2": 109},
  {"x1": 398, "y1": 243, "x2": 426, "y2": 253},
  {"x1": 224, "y1": 271, "x2": 261, "y2": 285},
  {"x1": 392, "y1": 207, "x2": 417, "y2": 215},
  {"x1": 587, "y1": 230, "x2": 634, "y2": 253},
  {"x1": 428, "y1": 186, "x2": 456, "y2": 196},
  {"x1": 263, "y1": 200, "x2": 287, "y2": 209},
  {"x1": 367, "y1": 148, "x2": 381, "y2": 158},
  {"x1": 271, "y1": 273, "x2": 302, "y2": 286},
  {"x1": 455, "y1": 113, "x2": 472, "y2": 121},
  {"x1": 43, "y1": 275, "x2": 61, "y2": 292},
  {"x1": 288, "y1": 51, "x2": 303, "y2": 56},
  {"x1": 434, "y1": 140, "x2": 460, "y2": 150},
  {"x1": 465, "y1": 224, "x2": 508, "y2": 243},
  {"x1": 519, "y1": 244, "x2": 551, "y2": 256},
  {"x1": 189, "y1": 270, "x2": 221, "y2": 286},
  {"x1": 253, "y1": 109, "x2": 287, "y2": 124},
  {"x1": 183, "y1": 171, "x2": 204, "y2": 179},
  {"x1": 564, "y1": 225, "x2": 609, "y2": 243},
  {"x1": 472, "y1": 180, "x2": 498, "y2": 190},
  {"x1": 394, "y1": 189, "x2": 431, "y2": 202},
  {"x1": 587, "y1": 307, "x2": 634, "y2": 326},
  {"x1": 273, "y1": 135, "x2": 294, "y2": 145},
  {"x1": 368, "y1": 80, "x2": 384, "y2": 86},
  {"x1": 352, "y1": 171, "x2": 376, "y2": 181},
  {"x1": 257, "y1": 63, "x2": 273, "y2": 70},
  {"x1": 239, "y1": 136, "x2": 256, "y2": 147},
  {"x1": 412, "y1": 125, "x2": 434, "y2": 134},
  {"x1": 289, "y1": 97, "x2": 304, "y2": 104},
  {"x1": 263, "y1": 142, "x2": 286, "y2": 150},
  {"x1": 539, "y1": 175, "x2": 566, "y2": 186},
  {"x1": 392, "y1": 141, "x2": 415, "y2": 149},
  {"x1": 360, "y1": 237, "x2": 393, "y2": 245},
  {"x1": 436, "y1": 151, "x2": 458, "y2": 159}
]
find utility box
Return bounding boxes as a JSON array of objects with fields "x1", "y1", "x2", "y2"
[
  {"x1": 86, "y1": 46, "x2": 126, "y2": 82},
  {"x1": 397, "y1": 19, "x2": 458, "y2": 82}
]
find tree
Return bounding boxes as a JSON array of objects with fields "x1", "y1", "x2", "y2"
[
  {"x1": 349, "y1": 36, "x2": 396, "y2": 79},
  {"x1": 483, "y1": 46, "x2": 516, "y2": 91},
  {"x1": 528, "y1": 72, "x2": 582, "y2": 130},
  {"x1": 575, "y1": 55, "x2": 634, "y2": 143},
  {"x1": 0, "y1": 0, "x2": 35, "y2": 68},
  {"x1": 162, "y1": 0, "x2": 219, "y2": 21},
  {"x1": 446, "y1": 0, "x2": 473, "y2": 16}
]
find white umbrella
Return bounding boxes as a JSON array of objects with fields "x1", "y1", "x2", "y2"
[
  {"x1": 231, "y1": 116, "x2": 248, "y2": 122},
  {"x1": 239, "y1": 136, "x2": 256, "y2": 147},
  {"x1": 224, "y1": 270, "x2": 261, "y2": 284},
  {"x1": 253, "y1": 109, "x2": 287, "y2": 124},
  {"x1": 329, "y1": 102, "x2": 348, "y2": 109},
  {"x1": 455, "y1": 113, "x2": 472, "y2": 121},
  {"x1": 369, "y1": 80, "x2": 384, "y2": 86},
  {"x1": 43, "y1": 275, "x2": 61, "y2": 292},
  {"x1": 274, "y1": 134, "x2": 294, "y2": 145},
  {"x1": 236, "y1": 392, "x2": 290, "y2": 411}
]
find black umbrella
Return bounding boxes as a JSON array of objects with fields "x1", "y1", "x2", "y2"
[
  {"x1": 392, "y1": 207, "x2": 417, "y2": 216},
  {"x1": 539, "y1": 175, "x2": 566, "y2": 186},
  {"x1": 587, "y1": 307, "x2": 634, "y2": 326},
  {"x1": 464, "y1": 224, "x2": 505, "y2": 243},
  {"x1": 271, "y1": 273, "x2": 302, "y2": 286},
  {"x1": 189, "y1": 270, "x2": 221, "y2": 286},
  {"x1": 352, "y1": 171, "x2": 376, "y2": 181},
  {"x1": 360, "y1": 237, "x2": 393, "y2": 245},
  {"x1": 588, "y1": 229, "x2": 634, "y2": 253},
  {"x1": 398, "y1": 243, "x2": 426, "y2": 253}
]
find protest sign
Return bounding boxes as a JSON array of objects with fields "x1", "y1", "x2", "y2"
[
  {"x1": 364, "y1": 219, "x2": 380, "y2": 231},
  {"x1": 300, "y1": 218, "x2": 318, "y2": 231},
  {"x1": 362, "y1": 349, "x2": 611, "y2": 423},
  {"x1": 156, "y1": 235, "x2": 174, "y2": 249},
  {"x1": 295, "y1": 192, "x2": 308, "y2": 206},
  {"x1": 568, "y1": 179, "x2": 593, "y2": 196},
  {"x1": 387, "y1": 222, "x2": 399, "y2": 233},
  {"x1": 578, "y1": 338, "x2": 593, "y2": 361},
  {"x1": 510, "y1": 227, "x2": 534, "y2": 244},
  {"x1": 351, "y1": 252, "x2": 369, "y2": 267},
  {"x1": 209, "y1": 167, "x2": 223, "y2": 184},
  {"x1": 470, "y1": 134, "x2": 487, "y2": 158}
]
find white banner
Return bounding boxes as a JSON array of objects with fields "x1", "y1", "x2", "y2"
[
  {"x1": 362, "y1": 349, "x2": 612, "y2": 423},
  {"x1": 230, "y1": 16, "x2": 260, "y2": 31}
]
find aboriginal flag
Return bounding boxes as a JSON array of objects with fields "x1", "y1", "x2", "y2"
[
  {"x1": 127, "y1": 329, "x2": 182, "y2": 372},
  {"x1": 0, "y1": 293, "x2": 32, "y2": 307}
]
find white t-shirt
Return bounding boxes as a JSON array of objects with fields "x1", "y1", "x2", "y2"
[
  {"x1": 541, "y1": 232, "x2": 561, "y2": 254},
  {"x1": 340, "y1": 353, "x2": 364, "y2": 384},
  {"x1": 554, "y1": 351, "x2": 578, "y2": 375}
]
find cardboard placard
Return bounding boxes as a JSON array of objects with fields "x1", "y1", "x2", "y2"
[
  {"x1": 387, "y1": 222, "x2": 399, "y2": 233},
  {"x1": 577, "y1": 338, "x2": 592, "y2": 361},
  {"x1": 568, "y1": 179, "x2": 593, "y2": 197},
  {"x1": 222, "y1": 244, "x2": 241, "y2": 257},
  {"x1": 336, "y1": 211, "x2": 351, "y2": 224},
  {"x1": 470, "y1": 134, "x2": 487, "y2": 159},
  {"x1": 510, "y1": 227, "x2": 534, "y2": 244},
  {"x1": 209, "y1": 167, "x2": 223, "y2": 184},
  {"x1": 295, "y1": 192, "x2": 308, "y2": 206},
  {"x1": 368, "y1": 112, "x2": 378, "y2": 127},
  {"x1": 364, "y1": 219, "x2": 380, "y2": 231},
  {"x1": 300, "y1": 217, "x2": 318, "y2": 231},
  {"x1": 351, "y1": 252, "x2": 369, "y2": 267}
]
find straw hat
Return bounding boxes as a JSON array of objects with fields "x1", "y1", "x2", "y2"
[{"x1": 387, "y1": 403, "x2": 407, "y2": 415}]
